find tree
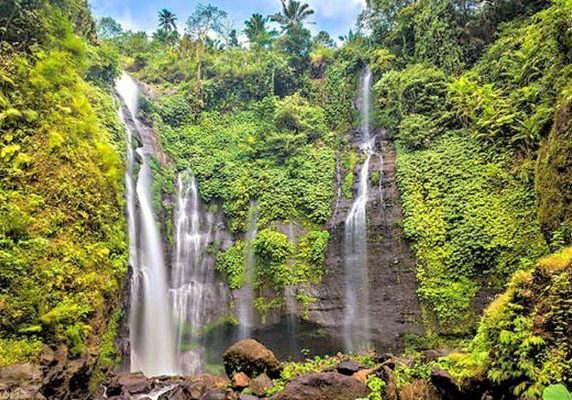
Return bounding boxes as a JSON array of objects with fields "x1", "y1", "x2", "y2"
[
  {"x1": 277, "y1": 24, "x2": 312, "y2": 73},
  {"x1": 244, "y1": 13, "x2": 277, "y2": 49},
  {"x1": 313, "y1": 31, "x2": 335, "y2": 48},
  {"x1": 338, "y1": 29, "x2": 357, "y2": 43},
  {"x1": 97, "y1": 17, "x2": 123, "y2": 40},
  {"x1": 414, "y1": 0, "x2": 465, "y2": 74},
  {"x1": 158, "y1": 9, "x2": 177, "y2": 33},
  {"x1": 227, "y1": 29, "x2": 240, "y2": 47},
  {"x1": 186, "y1": 4, "x2": 229, "y2": 81},
  {"x1": 269, "y1": 0, "x2": 315, "y2": 32},
  {"x1": 152, "y1": 28, "x2": 179, "y2": 46},
  {"x1": 186, "y1": 4, "x2": 228, "y2": 42}
]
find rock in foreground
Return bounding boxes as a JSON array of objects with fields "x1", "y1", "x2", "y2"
[
  {"x1": 271, "y1": 372, "x2": 369, "y2": 400},
  {"x1": 223, "y1": 339, "x2": 281, "y2": 379}
]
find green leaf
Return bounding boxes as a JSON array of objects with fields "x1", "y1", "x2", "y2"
[{"x1": 543, "y1": 384, "x2": 572, "y2": 400}]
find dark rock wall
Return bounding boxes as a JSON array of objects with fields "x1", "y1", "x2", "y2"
[{"x1": 305, "y1": 130, "x2": 424, "y2": 352}]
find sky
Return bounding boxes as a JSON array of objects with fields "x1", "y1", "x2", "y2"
[{"x1": 89, "y1": 0, "x2": 366, "y2": 41}]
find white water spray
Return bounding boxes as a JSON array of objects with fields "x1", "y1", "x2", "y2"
[
  {"x1": 169, "y1": 171, "x2": 218, "y2": 374},
  {"x1": 343, "y1": 67, "x2": 375, "y2": 352}
]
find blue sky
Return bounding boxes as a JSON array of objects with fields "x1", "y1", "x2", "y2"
[{"x1": 89, "y1": 0, "x2": 365, "y2": 40}]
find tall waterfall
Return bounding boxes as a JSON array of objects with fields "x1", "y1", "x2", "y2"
[
  {"x1": 116, "y1": 73, "x2": 178, "y2": 377},
  {"x1": 236, "y1": 201, "x2": 258, "y2": 339},
  {"x1": 343, "y1": 67, "x2": 375, "y2": 352},
  {"x1": 169, "y1": 171, "x2": 217, "y2": 375}
]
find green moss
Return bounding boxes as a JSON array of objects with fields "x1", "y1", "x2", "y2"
[
  {"x1": 0, "y1": 5, "x2": 126, "y2": 365},
  {"x1": 0, "y1": 338, "x2": 44, "y2": 366}
]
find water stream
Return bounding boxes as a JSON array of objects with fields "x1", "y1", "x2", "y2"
[
  {"x1": 236, "y1": 201, "x2": 259, "y2": 340},
  {"x1": 116, "y1": 73, "x2": 178, "y2": 377},
  {"x1": 342, "y1": 67, "x2": 375, "y2": 352},
  {"x1": 169, "y1": 171, "x2": 219, "y2": 374}
]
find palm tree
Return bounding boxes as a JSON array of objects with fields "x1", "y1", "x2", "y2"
[
  {"x1": 244, "y1": 13, "x2": 276, "y2": 48},
  {"x1": 158, "y1": 9, "x2": 177, "y2": 33},
  {"x1": 269, "y1": 0, "x2": 314, "y2": 32},
  {"x1": 339, "y1": 29, "x2": 356, "y2": 43}
]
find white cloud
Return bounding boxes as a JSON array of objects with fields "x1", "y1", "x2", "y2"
[
  {"x1": 308, "y1": 0, "x2": 366, "y2": 21},
  {"x1": 117, "y1": 10, "x2": 140, "y2": 32}
]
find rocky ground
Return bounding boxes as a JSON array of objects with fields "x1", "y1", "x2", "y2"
[{"x1": 0, "y1": 339, "x2": 516, "y2": 399}]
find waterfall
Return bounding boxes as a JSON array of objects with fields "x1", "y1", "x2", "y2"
[
  {"x1": 169, "y1": 171, "x2": 217, "y2": 375},
  {"x1": 116, "y1": 73, "x2": 178, "y2": 377},
  {"x1": 343, "y1": 67, "x2": 375, "y2": 352},
  {"x1": 236, "y1": 201, "x2": 258, "y2": 339}
]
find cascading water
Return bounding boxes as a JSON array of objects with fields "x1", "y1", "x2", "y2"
[
  {"x1": 169, "y1": 171, "x2": 218, "y2": 375},
  {"x1": 116, "y1": 73, "x2": 178, "y2": 377},
  {"x1": 343, "y1": 67, "x2": 375, "y2": 352},
  {"x1": 236, "y1": 201, "x2": 258, "y2": 339}
]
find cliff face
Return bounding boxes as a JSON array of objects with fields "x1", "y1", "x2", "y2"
[
  {"x1": 304, "y1": 129, "x2": 424, "y2": 352},
  {"x1": 536, "y1": 93, "x2": 572, "y2": 244}
]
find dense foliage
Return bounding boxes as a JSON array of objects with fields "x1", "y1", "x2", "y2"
[
  {"x1": 1, "y1": 0, "x2": 570, "y2": 397},
  {"x1": 368, "y1": 0, "x2": 572, "y2": 341},
  {"x1": 362, "y1": 0, "x2": 572, "y2": 395},
  {"x1": 0, "y1": 1, "x2": 125, "y2": 366},
  {"x1": 446, "y1": 247, "x2": 572, "y2": 398}
]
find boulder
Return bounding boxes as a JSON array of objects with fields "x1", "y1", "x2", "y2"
[
  {"x1": 249, "y1": 373, "x2": 273, "y2": 396},
  {"x1": 430, "y1": 367, "x2": 495, "y2": 400},
  {"x1": 352, "y1": 368, "x2": 375, "y2": 384},
  {"x1": 430, "y1": 367, "x2": 463, "y2": 399},
  {"x1": 199, "y1": 392, "x2": 225, "y2": 400},
  {"x1": 158, "y1": 374, "x2": 230, "y2": 400},
  {"x1": 200, "y1": 390, "x2": 230, "y2": 400},
  {"x1": 117, "y1": 372, "x2": 151, "y2": 394},
  {"x1": 271, "y1": 372, "x2": 369, "y2": 400},
  {"x1": 421, "y1": 349, "x2": 449, "y2": 363},
  {"x1": 223, "y1": 340, "x2": 280, "y2": 379},
  {"x1": 336, "y1": 361, "x2": 362, "y2": 376},
  {"x1": 399, "y1": 379, "x2": 440, "y2": 400},
  {"x1": 232, "y1": 372, "x2": 251, "y2": 389},
  {"x1": 239, "y1": 394, "x2": 259, "y2": 400}
]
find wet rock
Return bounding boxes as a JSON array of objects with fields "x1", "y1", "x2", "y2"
[
  {"x1": 336, "y1": 361, "x2": 362, "y2": 375},
  {"x1": 352, "y1": 368, "x2": 375, "y2": 383},
  {"x1": 380, "y1": 365, "x2": 398, "y2": 400},
  {"x1": 430, "y1": 367, "x2": 494, "y2": 400},
  {"x1": 250, "y1": 373, "x2": 273, "y2": 396},
  {"x1": 160, "y1": 386, "x2": 190, "y2": 400},
  {"x1": 117, "y1": 372, "x2": 152, "y2": 395},
  {"x1": 271, "y1": 372, "x2": 369, "y2": 400},
  {"x1": 200, "y1": 390, "x2": 229, "y2": 400},
  {"x1": 381, "y1": 354, "x2": 415, "y2": 369},
  {"x1": 238, "y1": 394, "x2": 259, "y2": 400},
  {"x1": 156, "y1": 374, "x2": 229, "y2": 400},
  {"x1": 421, "y1": 349, "x2": 449, "y2": 363},
  {"x1": 41, "y1": 345, "x2": 93, "y2": 399},
  {"x1": 430, "y1": 367, "x2": 462, "y2": 399},
  {"x1": 0, "y1": 363, "x2": 44, "y2": 399},
  {"x1": 232, "y1": 372, "x2": 251, "y2": 389},
  {"x1": 399, "y1": 379, "x2": 440, "y2": 400},
  {"x1": 190, "y1": 374, "x2": 230, "y2": 393},
  {"x1": 223, "y1": 340, "x2": 280, "y2": 379}
]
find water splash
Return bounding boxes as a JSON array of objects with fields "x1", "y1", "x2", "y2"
[
  {"x1": 116, "y1": 73, "x2": 178, "y2": 377},
  {"x1": 343, "y1": 67, "x2": 375, "y2": 352}
]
